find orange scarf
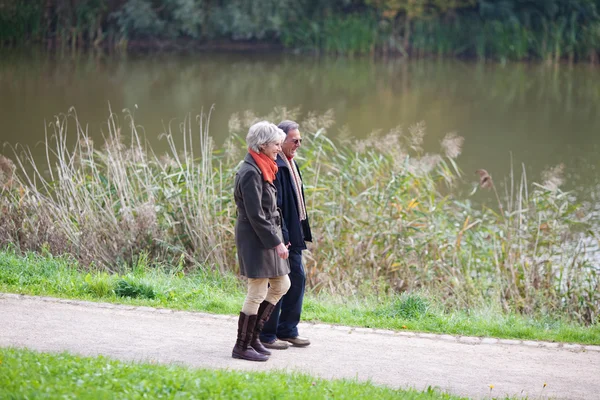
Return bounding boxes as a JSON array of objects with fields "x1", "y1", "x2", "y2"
[{"x1": 248, "y1": 149, "x2": 278, "y2": 183}]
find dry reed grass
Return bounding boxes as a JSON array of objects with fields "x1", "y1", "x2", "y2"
[{"x1": 0, "y1": 107, "x2": 597, "y2": 323}]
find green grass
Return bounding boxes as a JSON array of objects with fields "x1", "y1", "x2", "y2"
[
  {"x1": 0, "y1": 249, "x2": 242, "y2": 314},
  {"x1": 1, "y1": 249, "x2": 598, "y2": 345},
  {"x1": 0, "y1": 347, "x2": 464, "y2": 400}
]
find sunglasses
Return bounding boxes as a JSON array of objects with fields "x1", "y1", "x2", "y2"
[{"x1": 289, "y1": 138, "x2": 303, "y2": 145}]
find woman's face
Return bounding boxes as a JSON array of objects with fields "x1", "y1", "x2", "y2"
[{"x1": 261, "y1": 140, "x2": 282, "y2": 160}]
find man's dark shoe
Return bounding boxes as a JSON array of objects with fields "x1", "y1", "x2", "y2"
[
  {"x1": 261, "y1": 338, "x2": 290, "y2": 350},
  {"x1": 279, "y1": 336, "x2": 310, "y2": 347}
]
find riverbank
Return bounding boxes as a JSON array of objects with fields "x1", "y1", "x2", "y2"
[{"x1": 1, "y1": 250, "x2": 598, "y2": 345}]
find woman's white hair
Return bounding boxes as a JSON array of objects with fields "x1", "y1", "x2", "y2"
[{"x1": 246, "y1": 121, "x2": 286, "y2": 153}]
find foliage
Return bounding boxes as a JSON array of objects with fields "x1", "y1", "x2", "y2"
[
  {"x1": 365, "y1": 0, "x2": 477, "y2": 20},
  {"x1": 114, "y1": 278, "x2": 156, "y2": 299},
  {"x1": 208, "y1": 0, "x2": 299, "y2": 41},
  {"x1": 1, "y1": 0, "x2": 599, "y2": 61},
  {"x1": 0, "y1": 0, "x2": 44, "y2": 44},
  {"x1": 110, "y1": 0, "x2": 304, "y2": 41},
  {"x1": 1, "y1": 107, "x2": 598, "y2": 325},
  {"x1": 281, "y1": 13, "x2": 379, "y2": 55},
  {"x1": 112, "y1": 0, "x2": 166, "y2": 39}
]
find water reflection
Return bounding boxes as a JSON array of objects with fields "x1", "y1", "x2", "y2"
[{"x1": 1, "y1": 49, "x2": 599, "y2": 199}]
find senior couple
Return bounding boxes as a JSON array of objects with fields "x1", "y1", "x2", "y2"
[{"x1": 232, "y1": 120, "x2": 313, "y2": 362}]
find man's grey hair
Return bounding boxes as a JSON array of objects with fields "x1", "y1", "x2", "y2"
[
  {"x1": 246, "y1": 121, "x2": 286, "y2": 153},
  {"x1": 277, "y1": 120, "x2": 299, "y2": 135}
]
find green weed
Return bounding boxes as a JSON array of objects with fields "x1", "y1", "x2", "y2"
[{"x1": 114, "y1": 278, "x2": 156, "y2": 299}]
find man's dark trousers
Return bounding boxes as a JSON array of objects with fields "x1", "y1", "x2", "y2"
[{"x1": 260, "y1": 248, "x2": 305, "y2": 341}]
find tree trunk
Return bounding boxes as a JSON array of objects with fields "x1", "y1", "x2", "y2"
[
  {"x1": 403, "y1": 15, "x2": 412, "y2": 56},
  {"x1": 45, "y1": 0, "x2": 53, "y2": 46}
]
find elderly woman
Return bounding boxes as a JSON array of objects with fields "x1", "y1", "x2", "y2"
[{"x1": 232, "y1": 121, "x2": 291, "y2": 362}]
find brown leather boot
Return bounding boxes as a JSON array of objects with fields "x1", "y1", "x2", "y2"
[
  {"x1": 232, "y1": 312, "x2": 269, "y2": 361},
  {"x1": 250, "y1": 301, "x2": 276, "y2": 356}
]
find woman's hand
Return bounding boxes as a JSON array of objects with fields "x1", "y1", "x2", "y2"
[{"x1": 275, "y1": 242, "x2": 289, "y2": 260}]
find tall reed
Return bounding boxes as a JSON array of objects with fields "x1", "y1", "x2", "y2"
[
  {"x1": 0, "y1": 107, "x2": 236, "y2": 273},
  {"x1": 297, "y1": 124, "x2": 597, "y2": 324},
  {"x1": 0, "y1": 107, "x2": 597, "y2": 323}
]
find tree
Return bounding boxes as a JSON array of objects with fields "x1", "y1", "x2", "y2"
[{"x1": 366, "y1": 0, "x2": 476, "y2": 52}]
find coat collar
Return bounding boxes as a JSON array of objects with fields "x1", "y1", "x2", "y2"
[{"x1": 244, "y1": 153, "x2": 261, "y2": 173}]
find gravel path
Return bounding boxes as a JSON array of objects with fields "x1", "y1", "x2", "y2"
[{"x1": 1, "y1": 293, "x2": 599, "y2": 399}]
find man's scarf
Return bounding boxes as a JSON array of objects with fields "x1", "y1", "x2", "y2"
[{"x1": 279, "y1": 152, "x2": 307, "y2": 221}]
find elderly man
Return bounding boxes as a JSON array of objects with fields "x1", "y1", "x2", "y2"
[{"x1": 260, "y1": 120, "x2": 313, "y2": 349}]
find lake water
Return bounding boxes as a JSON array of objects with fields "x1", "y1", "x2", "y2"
[{"x1": 1, "y1": 49, "x2": 599, "y2": 203}]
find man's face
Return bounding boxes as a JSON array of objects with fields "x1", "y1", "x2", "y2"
[{"x1": 282, "y1": 128, "x2": 302, "y2": 159}]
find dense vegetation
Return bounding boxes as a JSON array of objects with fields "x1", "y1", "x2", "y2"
[
  {"x1": 0, "y1": 107, "x2": 598, "y2": 326},
  {"x1": 1, "y1": 0, "x2": 600, "y2": 62}
]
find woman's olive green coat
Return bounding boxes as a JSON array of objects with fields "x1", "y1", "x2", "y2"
[{"x1": 234, "y1": 154, "x2": 290, "y2": 279}]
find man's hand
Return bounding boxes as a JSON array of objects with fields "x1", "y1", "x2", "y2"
[{"x1": 275, "y1": 242, "x2": 289, "y2": 260}]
